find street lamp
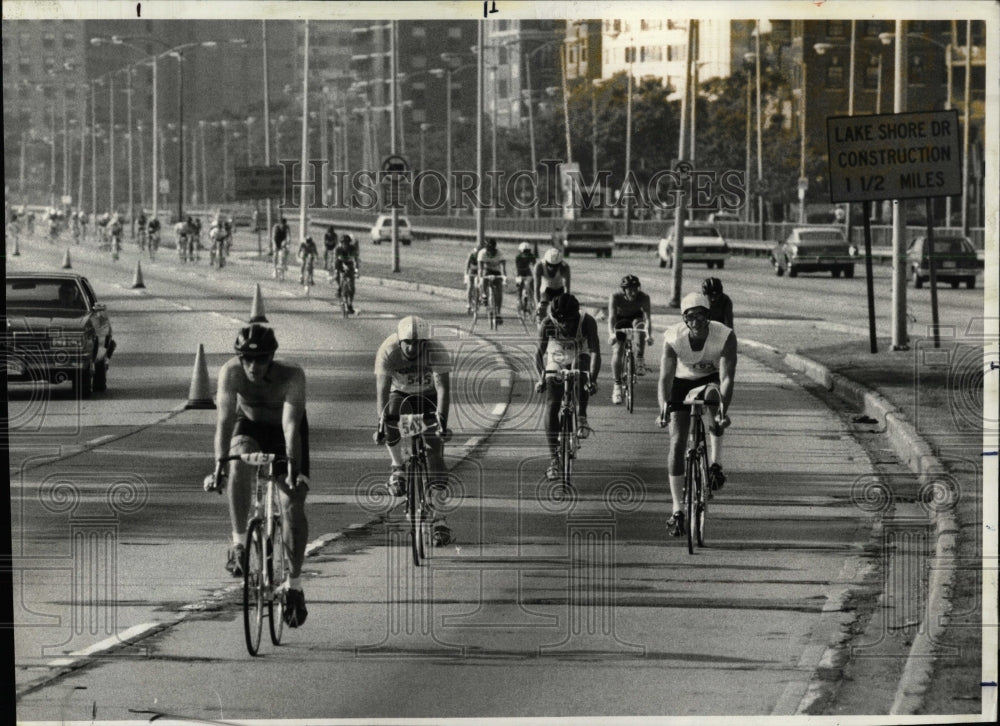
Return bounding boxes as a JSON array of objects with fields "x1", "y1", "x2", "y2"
[
  {"x1": 439, "y1": 53, "x2": 474, "y2": 215},
  {"x1": 607, "y1": 31, "x2": 636, "y2": 234}
]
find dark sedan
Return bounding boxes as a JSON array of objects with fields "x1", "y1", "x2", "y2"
[
  {"x1": 907, "y1": 235, "x2": 981, "y2": 289},
  {"x1": 6, "y1": 272, "x2": 117, "y2": 398},
  {"x1": 771, "y1": 226, "x2": 856, "y2": 278}
]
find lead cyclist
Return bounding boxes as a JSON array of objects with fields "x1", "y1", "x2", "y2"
[{"x1": 656, "y1": 292, "x2": 737, "y2": 537}]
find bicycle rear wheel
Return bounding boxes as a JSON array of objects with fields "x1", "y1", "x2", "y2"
[
  {"x1": 243, "y1": 519, "x2": 266, "y2": 655},
  {"x1": 685, "y1": 459, "x2": 697, "y2": 555},
  {"x1": 268, "y1": 514, "x2": 289, "y2": 645}
]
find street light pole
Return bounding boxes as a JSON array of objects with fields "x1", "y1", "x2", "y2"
[
  {"x1": 624, "y1": 52, "x2": 633, "y2": 235},
  {"x1": 125, "y1": 66, "x2": 134, "y2": 233},
  {"x1": 755, "y1": 21, "x2": 766, "y2": 240},
  {"x1": 891, "y1": 20, "x2": 908, "y2": 350},
  {"x1": 109, "y1": 74, "x2": 116, "y2": 212}
]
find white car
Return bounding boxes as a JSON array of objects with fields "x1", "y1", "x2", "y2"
[
  {"x1": 658, "y1": 222, "x2": 730, "y2": 269},
  {"x1": 370, "y1": 214, "x2": 413, "y2": 245}
]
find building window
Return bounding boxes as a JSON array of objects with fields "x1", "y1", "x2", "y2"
[
  {"x1": 498, "y1": 78, "x2": 508, "y2": 97},
  {"x1": 42, "y1": 32, "x2": 55, "y2": 47},
  {"x1": 863, "y1": 55, "x2": 881, "y2": 89},
  {"x1": 412, "y1": 26, "x2": 426, "y2": 38},
  {"x1": 909, "y1": 54, "x2": 925, "y2": 85},
  {"x1": 65, "y1": 86, "x2": 76, "y2": 99},
  {"x1": 412, "y1": 54, "x2": 426, "y2": 69},
  {"x1": 448, "y1": 27, "x2": 462, "y2": 39},
  {"x1": 827, "y1": 21, "x2": 846, "y2": 38},
  {"x1": 20, "y1": 31, "x2": 31, "y2": 46},
  {"x1": 413, "y1": 109, "x2": 426, "y2": 123},
  {"x1": 498, "y1": 45, "x2": 507, "y2": 65},
  {"x1": 43, "y1": 84, "x2": 54, "y2": 99},
  {"x1": 864, "y1": 21, "x2": 883, "y2": 37},
  {"x1": 63, "y1": 32, "x2": 76, "y2": 47},
  {"x1": 826, "y1": 56, "x2": 845, "y2": 87},
  {"x1": 43, "y1": 56, "x2": 56, "y2": 71}
]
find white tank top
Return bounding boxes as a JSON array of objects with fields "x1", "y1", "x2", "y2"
[
  {"x1": 545, "y1": 316, "x2": 590, "y2": 371},
  {"x1": 538, "y1": 262, "x2": 568, "y2": 292},
  {"x1": 665, "y1": 320, "x2": 731, "y2": 380}
]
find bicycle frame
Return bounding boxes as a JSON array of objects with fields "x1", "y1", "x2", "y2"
[
  {"x1": 481, "y1": 274, "x2": 503, "y2": 330},
  {"x1": 618, "y1": 322, "x2": 647, "y2": 414},
  {"x1": 552, "y1": 367, "x2": 584, "y2": 488},
  {"x1": 681, "y1": 383, "x2": 723, "y2": 554}
]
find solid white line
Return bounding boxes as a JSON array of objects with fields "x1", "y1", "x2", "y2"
[
  {"x1": 491, "y1": 403, "x2": 506, "y2": 416},
  {"x1": 85, "y1": 434, "x2": 117, "y2": 447},
  {"x1": 46, "y1": 621, "x2": 167, "y2": 667}
]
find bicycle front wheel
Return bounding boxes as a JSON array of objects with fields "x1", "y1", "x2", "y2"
[
  {"x1": 407, "y1": 462, "x2": 422, "y2": 567},
  {"x1": 695, "y1": 452, "x2": 709, "y2": 548},
  {"x1": 268, "y1": 515, "x2": 290, "y2": 645},
  {"x1": 684, "y1": 460, "x2": 697, "y2": 555},
  {"x1": 415, "y1": 456, "x2": 432, "y2": 563},
  {"x1": 625, "y1": 347, "x2": 635, "y2": 414},
  {"x1": 560, "y1": 412, "x2": 574, "y2": 489},
  {"x1": 243, "y1": 519, "x2": 266, "y2": 655}
]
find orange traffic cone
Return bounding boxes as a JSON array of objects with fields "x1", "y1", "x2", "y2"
[
  {"x1": 61, "y1": 249, "x2": 72, "y2": 269},
  {"x1": 249, "y1": 283, "x2": 268, "y2": 323},
  {"x1": 184, "y1": 344, "x2": 216, "y2": 410},
  {"x1": 131, "y1": 260, "x2": 146, "y2": 289}
]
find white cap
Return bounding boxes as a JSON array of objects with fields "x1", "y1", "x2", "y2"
[
  {"x1": 397, "y1": 315, "x2": 429, "y2": 342},
  {"x1": 544, "y1": 248, "x2": 563, "y2": 265},
  {"x1": 680, "y1": 292, "x2": 711, "y2": 314}
]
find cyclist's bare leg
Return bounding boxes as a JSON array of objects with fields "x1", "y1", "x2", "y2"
[
  {"x1": 227, "y1": 436, "x2": 258, "y2": 545},
  {"x1": 276, "y1": 484, "x2": 308, "y2": 578},
  {"x1": 666, "y1": 411, "x2": 691, "y2": 509},
  {"x1": 610, "y1": 337, "x2": 624, "y2": 382}
]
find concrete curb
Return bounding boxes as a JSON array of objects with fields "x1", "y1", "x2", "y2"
[{"x1": 740, "y1": 336, "x2": 958, "y2": 716}]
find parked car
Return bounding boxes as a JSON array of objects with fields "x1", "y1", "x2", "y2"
[
  {"x1": 657, "y1": 221, "x2": 730, "y2": 269},
  {"x1": 907, "y1": 234, "x2": 980, "y2": 289},
  {"x1": 770, "y1": 226, "x2": 856, "y2": 278},
  {"x1": 5, "y1": 272, "x2": 116, "y2": 398},
  {"x1": 218, "y1": 208, "x2": 254, "y2": 228},
  {"x1": 370, "y1": 214, "x2": 413, "y2": 245},
  {"x1": 707, "y1": 211, "x2": 741, "y2": 224},
  {"x1": 551, "y1": 218, "x2": 615, "y2": 258}
]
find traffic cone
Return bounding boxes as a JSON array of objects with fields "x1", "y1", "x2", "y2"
[
  {"x1": 61, "y1": 249, "x2": 72, "y2": 269},
  {"x1": 248, "y1": 283, "x2": 269, "y2": 323},
  {"x1": 11, "y1": 235, "x2": 20, "y2": 256},
  {"x1": 184, "y1": 344, "x2": 216, "y2": 410},
  {"x1": 131, "y1": 260, "x2": 146, "y2": 289}
]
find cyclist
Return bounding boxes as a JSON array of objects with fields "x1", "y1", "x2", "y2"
[
  {"x1": 656, "y1": 292, "x2": 737, "y2": 537},
  {"x1": 206, "y1": 324, "x2": 310, "y2": 628},
  {"x1": 209, "y1": 218, "x2": 231, "y2": 267},
  {"x1": 108, "y1": 213, "x2": 124, "y2": 258},
  {"x1": 374, "y1": 315, "x2": 454, "y2": 545},
  {"x1": 477, "y1": 237, "x2": 508, "y2": 325},
  {"x1": 174, "y1": 218, "x2": 190, "y2": 261},
  {"x1": 702, "y1": 276, "x2": 734, "y2": 331},
  {"x1": 298, "y1": 235, "x2": 319, "y2": 286},
  {"x1": 533, "y1": 247, "x2": 571, "y2": 323},
  {"x1": 135, "y1": 210, "x2": 147, "y2": 249},
  {"x1": 609, "y1": 274, "x2": 654, "y2": 404},
  {"x1": 463, "y1": 239, "x2": 486, "y2": 314},
  {"x1": 334, "y1": 234, "x2": 360, "y2": 312},
  {"x1": 534, "y1": 293, "x2": 601, "y2": 481},
  {"x1": 147, "y1": 215, "x2": 161, "y2": 256},
  {"x1": 513, "y1": 241, "x2": 537, "y2": 313},
  {"x1": 271, "y1": 217, "x2": 290, "y2": 278},
  {"x1": 188, "y1": 216, "x2": 202, "y2": 261},
  {"x1": 322, "y1": 224, "x2": 338, "y2": 275},
  {"x1": 26, "y1": 209, "x2": 36, "y2": 235},
  {"x1": 70, "y1": 210, "x2": 82, "y2": 244}
]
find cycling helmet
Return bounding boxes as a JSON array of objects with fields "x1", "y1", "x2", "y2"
[
  {"x1": 621, "y1": 274, "x2": 641, "y2": 290},
  {"x1": 680, "y1": 292, "x2": 711, "y2": 315},
  {"x1": 543, "y1": 248, "x2": 563, "y2": 265},
  {"x1": 234, "y1": 324, "x2": 279, "y2": 355},
  {"x1": 486, "y1": 237, "x2": 498, "y2": 250},
  {"x1": 702, "y1": 277, "x2": 723, "y2": 296},
  {"x1": 397, "y1": 315, "x2": 429, "y2": 342},
  {"x1": 519, "y1": 242, "x2": 531, "y2": 253},
  {"x1": 340, "y1": 234, "x2": 352, "y2": 244},
  {"x1": 549, "y1": 293, "x2": 581, "y2": 322}
]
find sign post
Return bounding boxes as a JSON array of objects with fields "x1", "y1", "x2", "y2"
[{"x1": 827, "y1": 109, "x2": 962, "y2": 352}]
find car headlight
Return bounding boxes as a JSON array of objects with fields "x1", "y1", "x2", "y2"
[{"x1": 848, "y1": 245, "x2": 858, "y2": 257}]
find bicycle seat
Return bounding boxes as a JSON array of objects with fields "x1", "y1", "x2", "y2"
[{"x1": 683, "y1": 383, "x2": 722, "y2": 406}]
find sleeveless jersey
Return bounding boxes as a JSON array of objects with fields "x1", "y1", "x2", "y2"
[
  {"x1": 610, "y1": 290, "x2": 650, "y2": 320},
  {"x1": 537, "y1": 261, "x2": 569, "y2": 292},
  {"x1": 477, "y1": 248, "x2": 506, "y2": 274},
  {"x1": 543, "y1": 315, "x2": 592, "y2": 372},
  {"x1": 664, "y1": 320, "x2": 731, "y2": 380}
]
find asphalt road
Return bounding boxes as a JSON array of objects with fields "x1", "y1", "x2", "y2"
[{"x1": 6, "y1": 228, "x2": 965, "y2": 720}]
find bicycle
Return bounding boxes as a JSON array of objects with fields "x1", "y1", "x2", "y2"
[
  {"x1": 300, "y1": 254, "x2": 316, "y2": 297},
  {"x1": 147, "y1": 229, "x2": 159, "y2": 261},
  {"x1": 217, "y1": 452, "x2": 292, "y2": 656},
  {"x1": 110, "y1": 230, "x2": 122, "y2": 261},
  {"x1": 377, "y1": 401, "x2": 448, "y2": 567},
  {"x1": 618, "y1": 322, "x2": 648, "y2": 415},
  {"x1": 274, "y1": 246, "x2": 289, "y2": 281},
  {"x1": 338, "y1": 268, "x2": 357, "y2": 318},
  {"x1": 516, "y1": 276, "x2": 535, "y2": 322},
  {"x1": 546, "y1": 367, "x2": 589, "y2": 491},
  {"x1": 209, "y1": 234, "x2": 228, "y2": 270},
  {"x1": 480, "y1": 273, "x2": 505, "y2": 331},
  {"x1": 670, "y1": 383, "x2": 728, "y2": 555}
]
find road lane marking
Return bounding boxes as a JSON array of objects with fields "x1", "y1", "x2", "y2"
[
  {"x1": 45, "y1": 621, "x2": 171, "y2": 667},
  {"x1": 85, "y1": 434, "x2": 117, "y2": 447}
]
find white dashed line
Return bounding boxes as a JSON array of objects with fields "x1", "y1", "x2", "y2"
[
  {"x1": 491, "y1": 403, "x2": 506, "y2": 416},
  {"x1": 85, "y1": 434, "x2": 117, "y2": 447}
]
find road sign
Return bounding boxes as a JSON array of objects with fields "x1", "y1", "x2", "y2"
[
  {"x1": 234, "y1": 166, "x2": 285, "y2": 200},
  {"x1": 61, "y1": 195, "x2": 72, "y2": 205},
  {"x1": 159, "y1": 178, "x2": 170, "y2": 195},
  {"x1": 827, "y1": 110, "x2": 961, "y2": 203}
]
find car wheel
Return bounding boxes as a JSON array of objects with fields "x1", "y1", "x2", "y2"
[
  {"x1": 912, "y1": 269, "x2": 923, "y2": 288},
  {"x1": 844, "y1": 265, "x2": 855, "y2": 279},
  {"x1": 716, "y1": 261, "x2": 725, "y2": 270},
  {"x1": 706, "y1": 261, "x2": 714, "y2": 269},
  {"x1": 73, "y1": 362, "x2": 93, "y2": 399},
  {"x1": 659, "y1": 258, "x2": 667, "y2": 268},
  {"x1": 950, "y1": 279, "x2": 959, "y2": 289},
  {"x1": 771, "y1": 256, "x2": 784, "y2": 277},
  {"x1": 93, "y1": 358, "x2": 108, "y2": 392},
  {"x1": 832, "y1": 268, "x2": 842, "y2": 278},
  {"x1": 966, "y1": 277, "x2": 976, "y2": 289}
]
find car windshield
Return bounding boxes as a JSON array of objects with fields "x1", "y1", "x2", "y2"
[
  {"x1": 6, "y1": 280, "x2": 87, "y2": 312},
  {"x1": 684, "y1": 226, "x2": 721, "y2": 238},
  {"x1": 928, "y1": 238, "x2": 974, "y2": 254},
  {"x1": 797, "y1": 230, "x2": 844, "y2": 244}
]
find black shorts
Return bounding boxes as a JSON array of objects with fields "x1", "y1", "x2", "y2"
[
  {"x1": 540, "y1": 287, "x2": 565, "y2": 303},
  {"x1": 668, "y1": 374, "x2": 721, "y2": 413},
  {"x1": 232, "y1": 411, "x2": 310, "y2": 478},
  {"x1": 613, "y1": 313, "x2": 645, "y2": 341}
]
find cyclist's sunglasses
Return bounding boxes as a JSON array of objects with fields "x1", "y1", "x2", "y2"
[
  {"x1": 683, "y1": 310, "x2": 709, "y2": 323},
  {"x1": 239, "y1": 352, "x2": 273, "y2": 364}
]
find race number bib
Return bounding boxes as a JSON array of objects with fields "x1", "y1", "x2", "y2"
[{"x1": 399, "y1": 414, "x2": 430, "y2": 438}]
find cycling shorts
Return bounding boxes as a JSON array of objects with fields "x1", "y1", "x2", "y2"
[
  {"x1": 667, "y1": 374, "x2": 721, "y2": 414},
  {"x1": 232, "y1": 411, "x2": 310, "y2": 479},
  {"x1": 540, "y1": 287, "x2": 565, "y2": 303},
  {"x1": 613, "y1": 313, "x2": 645, "y2": 342}
]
